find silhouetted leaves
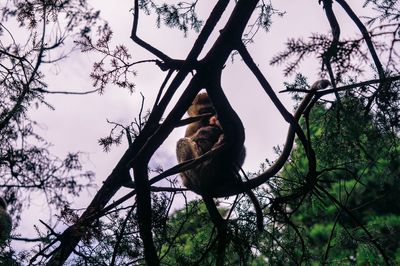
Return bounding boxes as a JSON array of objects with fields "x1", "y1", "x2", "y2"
[{"x1": 271, "y1": 34, "x2": 368, "y2": 77}]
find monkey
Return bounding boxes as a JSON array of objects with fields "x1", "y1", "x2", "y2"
[
  {"x1": 176, "y1": 92, "x2": 263, "y2": 231},
  {"x1": 177, "y1": 92, "x2": 239, "y2": 193},
  {"x1": 176, "y1": 117, "x2": 224, "y2": 193},
  {"x1": 0, "y1": 197, "x2": 12, "y2": 244}
]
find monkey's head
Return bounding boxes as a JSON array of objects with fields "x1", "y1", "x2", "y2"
[{"x1": 187, "y1": 93, "x2": 215, "y2": 117}]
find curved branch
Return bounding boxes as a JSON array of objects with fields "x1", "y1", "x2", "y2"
[
  {"x1": 131, "y1": 0, "x2": 171, "y2": 62},
  {"x1": 206, "y1": 70, "x2": 245, "y2": 152},
  {"x1": 208, "y1": 80, "x2": 330, "y2": 197},
  {"x1": 249, "y1": 80, "x2": 330, "y2": 188}
]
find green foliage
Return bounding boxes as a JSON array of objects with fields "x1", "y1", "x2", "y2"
[
  {"x1": 159, "y1": 200, "x2": 267, "y2": 265},
  {"x1": 278, "y1": 93, "x2": 400, "y2": 264},
  {"x1": 160, "y1": 201, "x2": 215, "y2": 265}
]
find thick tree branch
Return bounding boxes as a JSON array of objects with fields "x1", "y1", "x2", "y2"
[
  {"x1": 237, "y1": 43, "x2": 316, "y2": 172},
  {"x1": 147, "y1": 0, "x2": 230, "y2": 126},
  {"x1": 335, "y1": 0, "x2": 385, "y2": 79},
  {"x1": 131, "y1": 0, "x2": 171, "y2": 62},
  {"x1": 133, "y1": 163, "x2": 159, "y2": 265}
]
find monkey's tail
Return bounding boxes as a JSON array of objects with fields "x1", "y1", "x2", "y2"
[{"x1": 246, "y1": 190, "x2": 263, "y2": 231}]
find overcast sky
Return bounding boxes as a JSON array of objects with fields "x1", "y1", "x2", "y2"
[{"x1": 23, "y1": 0, "x2": 371, "y2": 233}]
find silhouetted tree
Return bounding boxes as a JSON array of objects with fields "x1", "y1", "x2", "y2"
[{"x1": 1, "y1": 0, "x2": 399, "y2": 265}]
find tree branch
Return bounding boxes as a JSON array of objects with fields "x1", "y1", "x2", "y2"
[{"x1": 335, "y1": 0, "x2": 385, "y2": 79}]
